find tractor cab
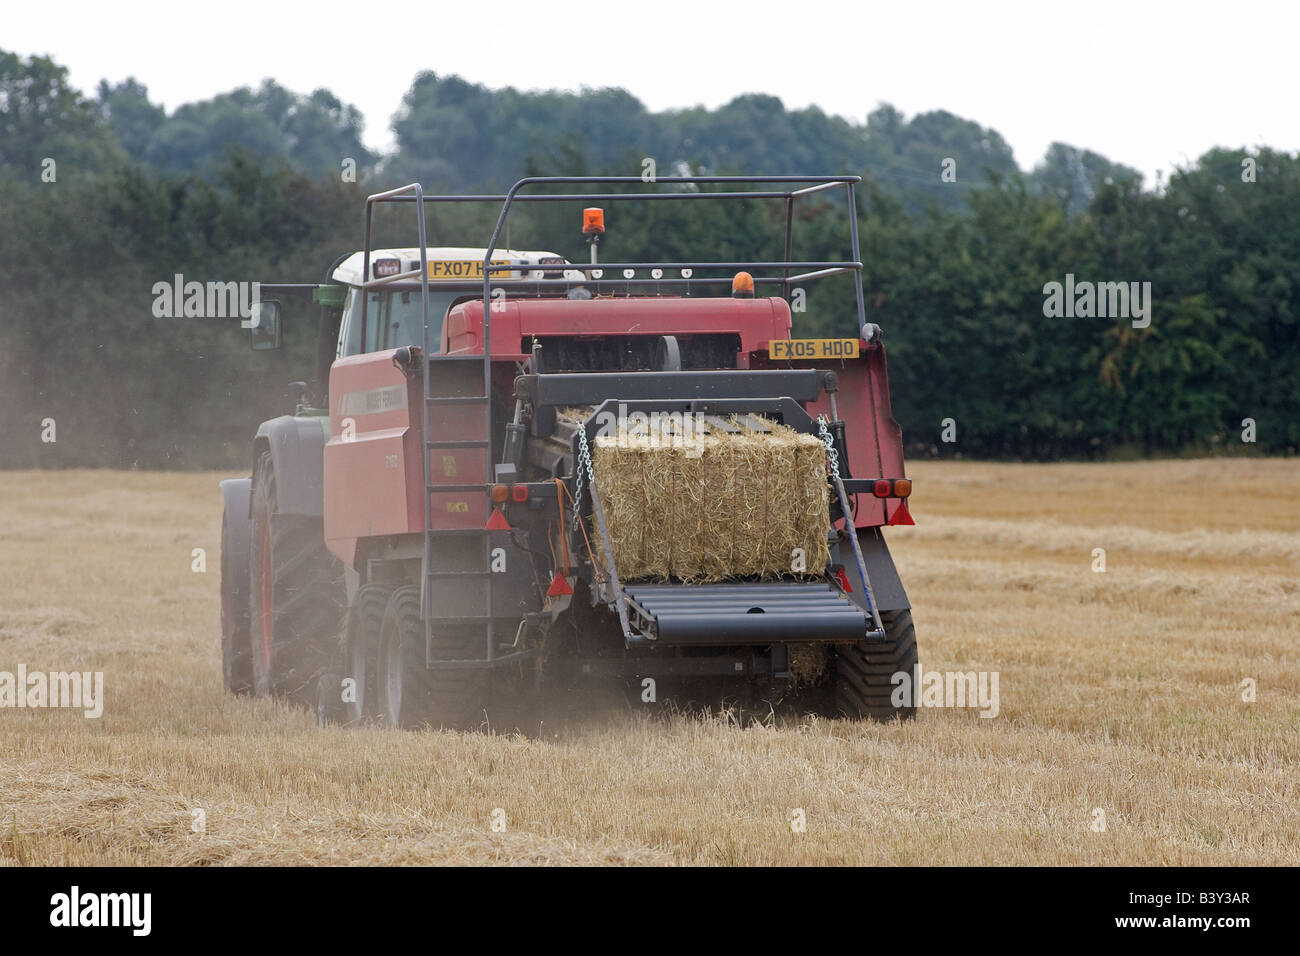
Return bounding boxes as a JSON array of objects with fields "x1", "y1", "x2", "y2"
[{"x1": 330, "y1": 247, "x2": 584, "y2": 357}]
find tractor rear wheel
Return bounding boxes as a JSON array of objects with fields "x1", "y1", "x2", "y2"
[
  {"x1": 248, "y1": 450, "x2": 345, "y2": 699},
  {"x1": 833, "y1": 608, "x2": 919, "y2": 721},
  {"x1": 219, "y1": 505, "x2": 252, "y2": 695}
]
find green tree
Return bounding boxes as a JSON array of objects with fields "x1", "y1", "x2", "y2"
[
  {"x1": 0, "y1": 50, "x2": 124, "y2": 179},
  {"x1": 96, "y1": 78, "x2": 166, "y2": 164}
]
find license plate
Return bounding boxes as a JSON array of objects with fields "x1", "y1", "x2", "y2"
[
  {"x1": 427, "y1": 259, "x2": 513, "y2": 280},
  {"x1": 769, "y1": 338, "x2": 860, "y2": 360}
]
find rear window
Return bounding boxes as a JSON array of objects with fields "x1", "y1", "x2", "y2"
[{"x1": 337, "y1": 289, "x2": 457, "y2": 357}]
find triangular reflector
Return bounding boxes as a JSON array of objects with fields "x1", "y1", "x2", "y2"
[
  {"x1": 485, "y1": 507, "x2": 511, "y2": 530},
  {"x1": 889, "y1": 501, "x2": 914, "y2": 526},
  {"x1": 546, "y1": 574, "x2": 574, "y2": 597}
]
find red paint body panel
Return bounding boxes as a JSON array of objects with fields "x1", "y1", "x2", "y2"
[
  {"x1": 754, "y1": 339, "x2": 907, "y2": 529},
  {"x1": 443, "y1": 296, "x2": 792, "y2": 358},
  {"x1": 324, "y1": 349, "x2": 424, "y2": 566}
]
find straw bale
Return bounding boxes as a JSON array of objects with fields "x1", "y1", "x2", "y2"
[{"x1": 586, "y1": 415, "x2": 830, "y2": 583}]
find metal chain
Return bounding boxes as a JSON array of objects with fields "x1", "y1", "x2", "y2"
[
  {"x1": 574, "y1": 426, "x2": 596, "y2": 525},
  {"x1": 817, "y1": 416, "x2": 842, "y2": 482},
  {"x1": 572, "y1": 456, "x2": 584, "y2": 526}
]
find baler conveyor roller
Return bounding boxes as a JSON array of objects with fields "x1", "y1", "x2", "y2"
[{"x1": 623, "y1": 581, "x2": 876, "y2": 645}]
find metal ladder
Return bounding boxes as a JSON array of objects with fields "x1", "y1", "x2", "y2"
[
  {"x1": 421, "y1": 362, "x2": 497, "y2": 666},
  {"x1": 359, "y1": 182, "x2": 499, "y2": 668}
]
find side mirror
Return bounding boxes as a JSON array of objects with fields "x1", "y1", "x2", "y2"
[{"x1": 249, "y1": 300, "x2": 282, "y2": 351}]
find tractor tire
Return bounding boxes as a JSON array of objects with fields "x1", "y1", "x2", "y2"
[
  {"x1": 219, "y1": 504, "x2": 252, "y2": 695},
  {"x1": 344, "y1": 583, "x2": 390, "y2": 725},
  {"x1": 833, "y1": 608, "x2": 919, "y2": 721},
  {"x1": 376, "y1": 586, "x2": 488, "y2": 730},
  {"x1": 248, "y1": 450, "x2": 345, "y2": 699}
]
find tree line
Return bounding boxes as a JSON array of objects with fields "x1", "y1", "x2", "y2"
[{"x1": 0, "y1": 50, "x2": 1294, "y2": 468}]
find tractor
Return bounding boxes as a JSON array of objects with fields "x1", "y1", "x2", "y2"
[{"x1": 219, "y1": 175, "x2": 918, "y2": 729}]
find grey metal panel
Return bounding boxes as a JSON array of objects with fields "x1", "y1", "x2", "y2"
[
  {"x1": 427, "y1": 578, "x2": 490, "y2": 619},
  {"x1": 845, "y1": 527, "x2": 910, "y2": 612},
  {"x1": 624, "y1": 581, "x2": 869, "y2": 645},
  {"x1": 524, "y1": 369, "x2": 822, "y2": 407},
  {"x1": 253, "y1": 415, "x2": 327, "y2": 517}
]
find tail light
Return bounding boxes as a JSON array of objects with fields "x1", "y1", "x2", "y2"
[
  {"x1": 511, "y1": 484, "x2": 530, "y2": 503},
  {"x1": 872, "y1": 478, "x2": 912, "y2": 498}
]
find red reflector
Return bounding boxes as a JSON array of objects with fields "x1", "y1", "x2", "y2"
[
  {"x1": 546, "y1": 574, "x2": 573, "y2": 597},
  {"x1": 485, "y1": 507, "x2": 511, "y2": 531},
  {"x1": 873, "y1": 479, "x2": 891, "y2": 498},
  {"x1": 832, "y1": 567, "x2": 852, "y2": 593},
  {"x1": 511, "y1": 484, "x2": 529, "y2": 503},
  {"x1": 888, "y1": 501, "x2": 914, "y2": 526}
]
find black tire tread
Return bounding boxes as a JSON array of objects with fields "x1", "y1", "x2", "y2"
[
  {"x1": 344, "y1": 583, "x2": 390, "y2": 723},
  {"x1": 249, "y1": 450, "x2": 345, "y2": 698},
  {"x1": 378, "y1": 586, "x2": 490, "y2": 730},
  {"x1": 219, "y1": 507, "x2": 252, "y2": 695},
  {"x1": 833, "y1": 608, "x2": 919, "y2": 721}
]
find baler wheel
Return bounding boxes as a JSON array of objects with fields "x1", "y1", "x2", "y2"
[
  {"x1": 376, "y1": 586, "x2": 489, "y2": 730},
  {"x1": 343, "y1": 584, "x2": 391, "y2": 725},
  {"x1": 833, "y1": 608, "x2": 919, "y2": 721},
  {"x1": 376, "y1": 587, "x2": 432, "y2": 728}
]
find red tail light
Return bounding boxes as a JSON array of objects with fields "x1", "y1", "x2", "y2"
[{"x1": 872, "y1": 478, "x2": 912, "y2": 498}]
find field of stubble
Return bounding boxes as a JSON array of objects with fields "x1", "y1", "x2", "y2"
[{"x1": 0, "y1": 459, "x2": 1297, "y2": 866}]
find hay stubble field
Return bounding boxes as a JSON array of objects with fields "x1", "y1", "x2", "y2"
[{"x1": 1, "y1": 460, "x2": 1297, "y2": 865}]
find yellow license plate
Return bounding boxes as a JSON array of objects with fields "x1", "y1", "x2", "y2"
[
  {"x1": 769, "y1": 338, "x2": 860, "y2": 360},
  {"x1": 427, "y1": 259, "x2": 513, "y2": 280}
]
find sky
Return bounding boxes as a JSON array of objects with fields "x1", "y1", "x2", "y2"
[{"x1": 7, "y1": 0, "x2": 1296, "y2": 186}]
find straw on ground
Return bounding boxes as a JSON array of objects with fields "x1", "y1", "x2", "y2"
[{"x1": 0, "y1": 459, "x2": 1296, "y2": 865}]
